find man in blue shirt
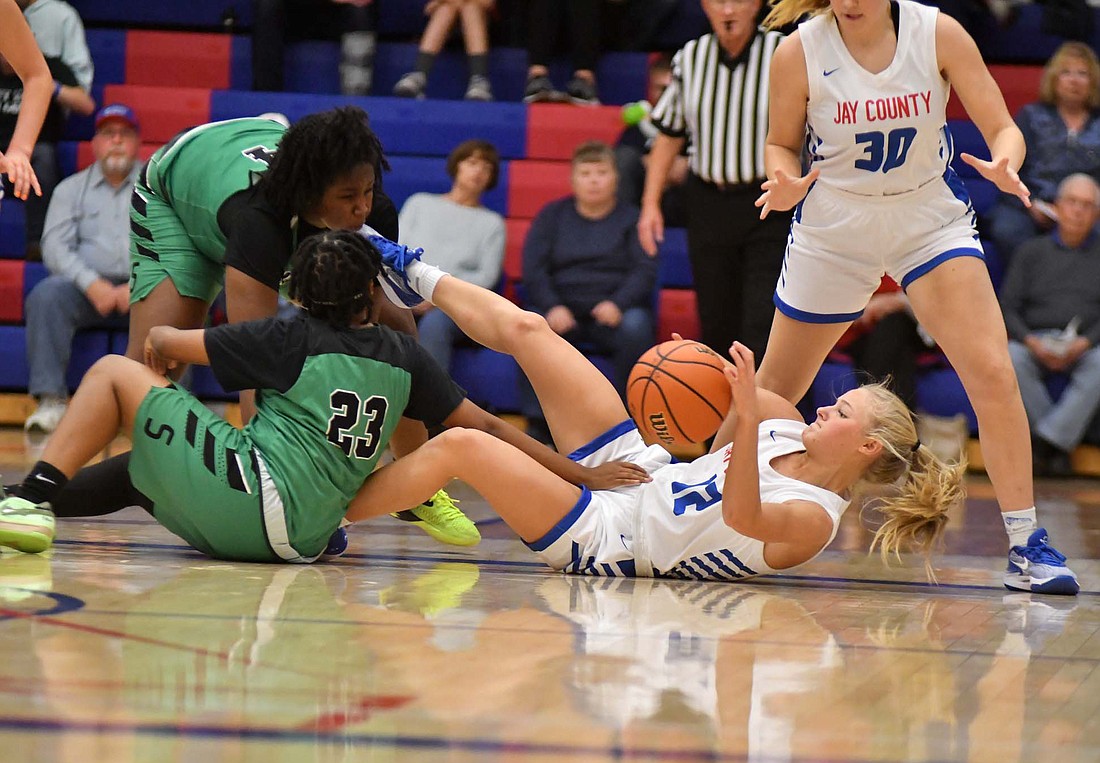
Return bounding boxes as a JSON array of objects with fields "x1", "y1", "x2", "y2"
[
  {"x1": 24, "y1": 103, "x2": 139, "y2": 433},
  {"x1": 1002, "y1": 173, "x2": 1100, "y2": 476}
]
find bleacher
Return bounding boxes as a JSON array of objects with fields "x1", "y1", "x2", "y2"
[{"x1": 4, "y1": 2, "x2": 1100, "y2": 469}]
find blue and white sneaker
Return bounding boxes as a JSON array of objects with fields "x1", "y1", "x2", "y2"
[
  {"x1": 321, "y1": 526, "x2": 349, "y2": 560},
  {"x1": 1004, "y1": 528, "x2": 1079, "y2": 595},
  {"x1": 365, "y1": 233, "x2": 424, "y2": 309}
]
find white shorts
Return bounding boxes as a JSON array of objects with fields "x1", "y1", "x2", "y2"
[
  {"x1": 774, "y1": 177, "x2": 984, "y2": 322},
  {"x1": 525, "y1": 420, "x2": 674, "y2": 577}
]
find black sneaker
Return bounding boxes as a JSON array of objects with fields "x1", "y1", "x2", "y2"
[
  {"x1": 523, "y1": 74, "x2": 557, "y2": 103},
  {"x1": 566, "y1": 76, "x2": 600, "y2": 105}
]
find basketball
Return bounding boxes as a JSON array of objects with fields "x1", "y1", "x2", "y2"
[{"x1": 626, "y1": 340, "x2": 732, "y2": 447}]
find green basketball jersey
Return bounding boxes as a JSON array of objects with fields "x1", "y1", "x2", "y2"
[
  {"x1": 142, "y1": 118, "x2": 286, "y2": 262},
  {"x1": 204, "y1": 314, "x2": 466, "y2": 555}
]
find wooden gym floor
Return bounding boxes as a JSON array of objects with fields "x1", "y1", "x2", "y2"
[{"x1": 1, "y1": 426, "x2": 1099, "y2": 762}]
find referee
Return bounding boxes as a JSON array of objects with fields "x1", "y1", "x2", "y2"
[{"x1": 638, "y1": 0, "x2": 790, "y2": 361}]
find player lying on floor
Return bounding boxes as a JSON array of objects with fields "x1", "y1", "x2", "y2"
[
  {"x1": 0, "y1": 230, "x2": 648, "y2": 559},
  {"x1": 343, "y1": 246, "x2": 978, "y2": 581}
]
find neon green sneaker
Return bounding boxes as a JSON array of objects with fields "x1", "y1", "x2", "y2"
[
  {"x1": 0, "y1": 496, "x2": 56, "y2": 554},
  {"x1": 391, "y1": 490, "x2": 480, "y2": 547}
]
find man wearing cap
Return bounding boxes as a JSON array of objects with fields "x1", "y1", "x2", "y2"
[{"x1": 23, "y1": 103, "x2": 140, "y2": 433}]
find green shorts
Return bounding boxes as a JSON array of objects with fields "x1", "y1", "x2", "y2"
[
  {"x1": 128, "y1": 175, "x2": 224, "y2": 306},
  {"x1": 129, "y1": 386, "x2": 323, "y2": 563}
]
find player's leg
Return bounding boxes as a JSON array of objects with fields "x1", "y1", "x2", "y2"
[
  {"x1": 347, "y1": 427, "x2": 583, "y2": 543},
  {"x1": 427, "y1": 273, "x2": 633, "y2": 456},
  {"x1": 755, "y1": 310, "x2": 852, "y2": 402},
  {"x1": 905, "y1": 256, "x2": 1078, "y2": 594},
  {"x1": 1, "y1": 357, "x2": 169, "y2": 552},
  {"x1": 126, "y1": 181, "x2": 219, "y2": 374},
  {"x1": 124, "y1": 279, "x2": 209, "y2": 371},
  {"x1": 372, "y1": 279, "x2": 479, "y2": 547}
]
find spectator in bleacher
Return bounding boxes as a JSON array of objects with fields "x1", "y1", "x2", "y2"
[
  {"x1": 637, "y1": 0, "x2": 787, "y2": 362},
  {"x1": 521, "y1": 140, "x2": 656, "y2": 441},
  {"x1": 16, "y1": 0, "x2": 93, "y2": 261},
  {"x1": 0, "y1": 0, "x2": 52, "y2": 204},
  {"x1": 1001, "y1": 173, "x2": 1100, "y2": 477},
  {"x1": 988, "y1": 42, "x2": 1100, "y2": 265},
  {"x1": 252, "y1": 0, "x2": 376, "y2": 95},
  {"x1": 614, "y1": 54, "x2": 687, "y2": 227},
  {"x1": 399, "y1": 139, "x2": 505, "y2": 374},
  {"x1": 523, "y1": 0, "x2": 601, "y2": 105},
  {"x1": 392, "y1": 0, "x2": 496, "y2": 101},
  {"x1": 23, "y1": 103, "x2": 139, "y2": 433}
]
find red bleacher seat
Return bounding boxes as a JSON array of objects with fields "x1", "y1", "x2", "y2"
[
  {"x1": 103, "y1": 84, "x2": 212, "y2": 143},
  {"x1": 946, "y1": 64, "x2": 1042, "y2": 121},
  {"x1": 657, "y1": 289, "x2": 700, "y2": 343},
  {"x1": 76, "y1": 142, "x2": 162, "y2": 173},
  {"x1": 506, "y1": 160, "x2": 572, "y2": 219},
  {"x1": 525, "y1": 103, "x2": 626, "y2": 161},
  {"x1": 503, "y1": 218, "x2": 530, "y2": 283},
  {"x1": 126, "y1": 31, "x2": 232, "y2": 89},
  {"x1": 0, "y1": 260, "x2": 24, "y2": 322}
]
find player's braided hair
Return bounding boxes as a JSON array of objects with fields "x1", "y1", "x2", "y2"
[
  {"x1": 258, "y1": 106, "x2": 390, "y2": 220},
  {"x1": 286, "y1": 230, "x2": 382, "y2": 327}
]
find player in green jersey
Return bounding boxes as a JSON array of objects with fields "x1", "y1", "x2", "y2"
[
  {"x1": 56, "y1": 107, "x2": 475, "y2": 547},
  {"x1": 0, "y1": 230, "x2": 649, "y2": 559}
]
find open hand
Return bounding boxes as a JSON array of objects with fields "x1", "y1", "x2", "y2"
[
  {"x1": 581, "y1": 460, "x2": 651, "y2": 489},
  {"x1": 960, "y1": 153, "x2": 1030, "y2": 206},
  {"x1": 0, "y1": 147, "x2": 41, "y2": 201},
  {"x1": 724, "y1": 341, "x2": 759, "y2": 421},
  {"x1": 755, "y1": 167, "x2": 819, "y2": 219}
]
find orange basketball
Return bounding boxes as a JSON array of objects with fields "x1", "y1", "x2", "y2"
[{"x1": 626, "y1": 340, "x2": 732, "y2": 447}]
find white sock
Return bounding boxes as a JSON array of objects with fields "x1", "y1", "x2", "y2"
[
  {"x1": 405, "y1": 260, "x2": 447, "y2": 304},
  {"x1": 1003, "y1": 508, "x2": 1037, "y2": 548}
]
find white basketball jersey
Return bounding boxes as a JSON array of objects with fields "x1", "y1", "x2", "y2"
[
  {"x1": 800, "y1": 1, "x2": 952, "y2": 196},
  {"x1": 634, "y1": 419, "x2": 849, "y2": 580}
]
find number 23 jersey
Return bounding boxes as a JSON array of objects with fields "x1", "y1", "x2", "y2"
[{"x1": 800, "y1": 0, "x2": 951, "y2": 196}]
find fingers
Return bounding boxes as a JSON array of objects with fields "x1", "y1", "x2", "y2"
[
  {"x1": 670, "y1": 332, "x2": 683, "y2": 341},
  {"x1": 803, "y1": 166, "x2": 820, "y2": 185},
  {"x1": 959, "y1": 152, "x2": 980, "y2": 170}
]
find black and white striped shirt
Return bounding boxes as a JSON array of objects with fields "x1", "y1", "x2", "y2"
[{"x1": 651, "y1": 29, "x2": 784, "y2": 186}]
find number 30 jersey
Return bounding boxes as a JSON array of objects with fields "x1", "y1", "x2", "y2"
[
  {"x1": 800, "y1": 0, "x2": 951, "y2": 196},
  {"x1": 635, "y1": 419, "x2": 850, "y2": 580}
]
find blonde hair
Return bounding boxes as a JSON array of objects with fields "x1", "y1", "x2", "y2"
[
  {"x1": 853, "y1": 384, "x2": 968, "y2": 575},
  {"x1": 1039, "y1": 42, "x2": 1100, "y2": 110},
  {"x1": 763, "y1": 0, "x2": 830, "y2": 30}
]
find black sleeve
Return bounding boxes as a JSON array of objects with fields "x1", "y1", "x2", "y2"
[
  {"x1": 398, "y1": 334, "x2": 466, "y2": 426},
  {"x1": 204, "y1": 318, "x2": 309, "y2": 393},
  {"x1": 221, "y1": 191, "x2": 293, "y2": 289},
  {"x1": 367, "y1": 188, "x2": 399, "y2": 240}
]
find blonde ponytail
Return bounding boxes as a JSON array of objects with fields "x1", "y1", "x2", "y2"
[
  {"x1": 854, "y1": 385, "x2": 968, "y2": 577},
  {"x1": 763, "y1": 0, "x2": 831, "y2": 30}
]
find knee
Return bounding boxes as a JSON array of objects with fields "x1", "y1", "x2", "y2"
[
  {"x1": 84, "y1": 353, "x2": 134, "y2": 383},
  {"x1": 501, "y1": 309, "x2": 552, "y2": 348},
  {"x1": 25, "y1": 276, "x2": 73, "y2": 318},
  {"x1": 427, "y1": 427, "x2": 493, "y2": 463},
  {"x1": 958, "y1": 348, "x2": 1020, "y2": 399}
]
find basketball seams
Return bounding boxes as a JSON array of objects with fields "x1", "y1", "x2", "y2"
[{"x1": 628, "y1": 339, "x2": 731, "y2": 445}]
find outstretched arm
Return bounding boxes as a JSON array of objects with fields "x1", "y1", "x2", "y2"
[
  {"x1": 443, "y1": 399, "x2": 650, "y2": 490},
  {"x1": 757, "y1": 33, "x2": 819, "y2": 219},
  {"x1": 145, "y1": 326, "x2": 210, "y2": 375},
  {"x1": 938, "y1": 14, "x2": 1029, "y2": 205},
  {"x1": 0, "y1": 0, "x2": 50, "y2": 200}
]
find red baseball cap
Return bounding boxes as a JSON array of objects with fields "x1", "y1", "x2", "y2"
[{"x1": 95, "y1": 103, "x2": 139, "y2": 132}]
